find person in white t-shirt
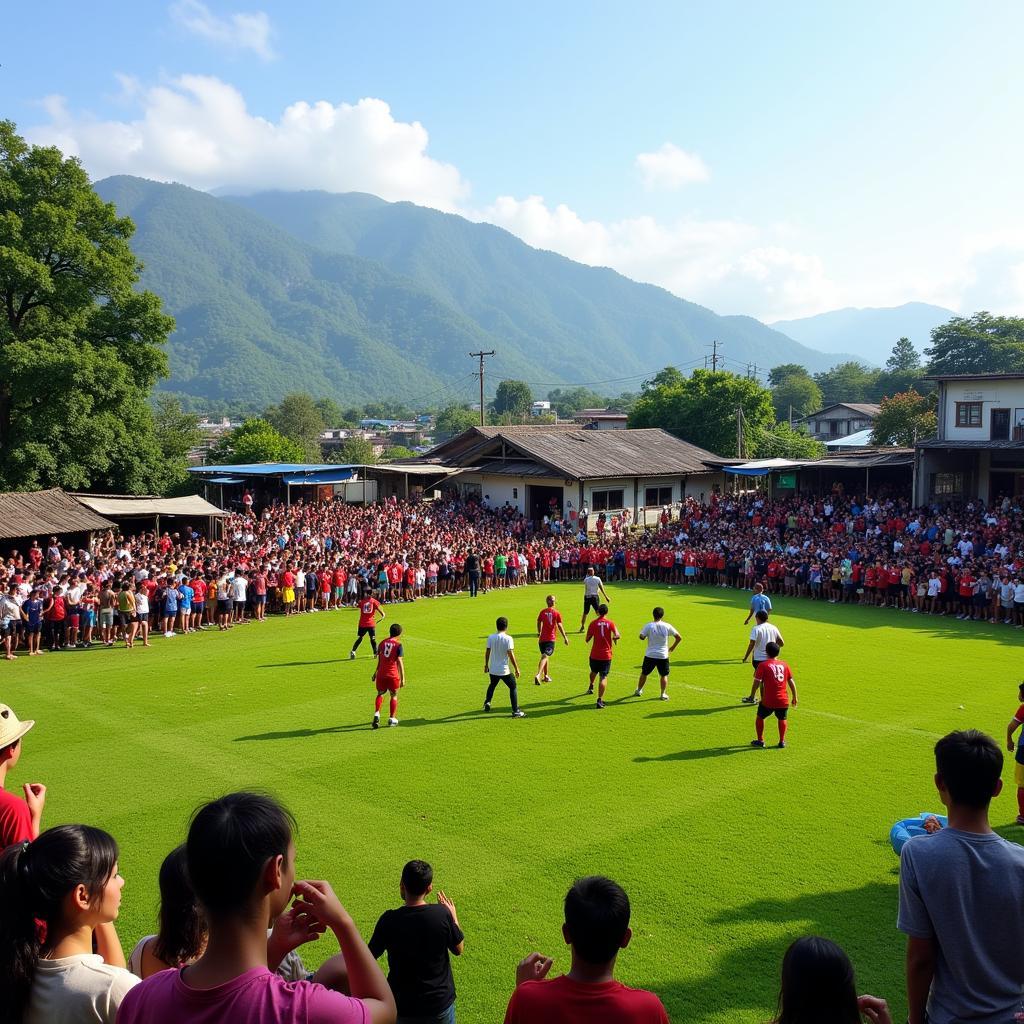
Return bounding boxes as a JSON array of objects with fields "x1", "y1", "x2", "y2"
[
  {"x1": 578, "y1": 567, "x2": 610, "y2": 632},
  {"x1": 0, "y1": 823, "x2": 138, "y2": 1024},
  {"x1": 484, "y1": 616, "x2": 525, "y2": 718},
  {"x1": 741, "y1": 610, "x2": 784, "y2": 682},
  {"x1": 633, "y1": 607, "x2": 682, "y2": 701}
]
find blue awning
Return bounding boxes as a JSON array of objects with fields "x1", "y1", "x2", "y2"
[
  {"x1": 724, "y1": 467, "x2": 772, "y2": 477},
  {"x1": 282, "y1": 469, "x2": 355, "y2": 485},
  {"x1": 207, "y1": 476, "x2": 245, "y2": 484}
]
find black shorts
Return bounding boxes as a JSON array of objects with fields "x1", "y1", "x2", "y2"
[
  {"x1": 1, "y1": 622, "x2": 14, "y2": 638},
  {"x1": 357, "y1": 626, "x2": 376, "y2": 639},
  {"x1": 217, "y1": 599, "x2": 232, "y2": 613},
  {"x1": 757, "y1": 704, "x2": 789, "y2": 720},
  {"x1": 583, "y1": 594, "x2": 600, "y2": 614},
  {"x1": 538, "y1": 640, "x2": 555, "y2": 656},
  {"x1": 752, "y1": 658, "x2": 765, "y2": 674},
  {"x1": 641, "y1": 656, "x2": 670, "y2": 677},
  {"x1": 136, "y1": 612, "x2": 149, "y2": 624},
  {"x1": 589, "y1": 658, "x2": 611, "y2": 678}
]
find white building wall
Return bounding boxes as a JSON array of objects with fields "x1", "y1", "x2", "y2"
[
  {"x1": 455, "y1": 473, "x2": 528, "y2": 513},
  {"x1": 940, "y1": 379, "x2": 1024, "y2": 441}
]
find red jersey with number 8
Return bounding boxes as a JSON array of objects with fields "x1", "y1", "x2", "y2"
[{"x1": 375, "y1": 637, "x2": 403, "y2": 688}]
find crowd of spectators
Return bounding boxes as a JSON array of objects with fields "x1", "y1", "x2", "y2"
[
  {"x1": 2, "y1": 699, "x2": 1022, "y2": 1022},
  {"x1": 3, "y1": 485, "x2": 1024, "y2": 658}
]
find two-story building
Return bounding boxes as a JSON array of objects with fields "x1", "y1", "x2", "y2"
[
  {"x1": 914, "y1": 373, "x2": 1024, "y2": 504},
  {"x1": 797, "y1": 403, "x2": 880, "y2": 441}
]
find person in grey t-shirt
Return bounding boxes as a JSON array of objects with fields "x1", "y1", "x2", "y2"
[{"x1": 898, "y1": 729, "x2": 1024, "y2": 1024}]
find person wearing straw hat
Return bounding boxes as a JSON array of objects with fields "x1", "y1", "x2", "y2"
[{"x1": 0, "y1": 703, "x2": 45, "y2": 847}]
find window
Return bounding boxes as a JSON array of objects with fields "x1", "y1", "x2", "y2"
[
  {"x1": 645, "y1": 486, "x2": 673, "y2": 506},
  {"x1": 591, "y1": 488, "x2": 624, "y2": 511},
  {"x1": 931, "y1": 472, "x2": 964, "y2": 496},
  {"x1": 512, "y1": 487, "x2": 518, "y2": 499},
  {"x1": 955, "y1": 402, "x2": 983, "y2": 428}
]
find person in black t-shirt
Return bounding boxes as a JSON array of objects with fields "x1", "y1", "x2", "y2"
[
  {"x1": 465, "y1": 550, "x2": 481, "y2": 598},
  {"x1": 368, "y1": 860, "x2": 464, "y2": 1023}
]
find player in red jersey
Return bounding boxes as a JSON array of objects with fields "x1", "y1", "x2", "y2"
[
  {"x1": 350, "y1": 591, "x2": 385, "y2": 659},
  {"x1": 372, "y1": 623, "x2": 405, "y2": 729},
  {"x1": 747, "y1": 641, "x2": 798, "y2": 748},
  {"x1": 534, "y1": 595, "x2": 569, "y2": 685},
  {"x1": 585, "y1": 604, "x2": 620, "y2": 709}
]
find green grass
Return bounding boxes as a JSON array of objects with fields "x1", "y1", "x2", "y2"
[{"x1": 4, "y1": 582, "x2": 1023, "y2": 1021}]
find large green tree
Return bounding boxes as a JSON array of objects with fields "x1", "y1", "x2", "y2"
[
  {"x1": 207, "y1": 418, "x2": 304, "y2": 464},
  {"x1": 434, "y1": 403, "x2": 479, "y2": 439},
  {"x1": 629, "y1": 368, "x2": 775, "y2": 456},
  {"x1": 813, "y1": 361, "x2": 881, "y2": 406},
  {"x1": 870, "y1": 390, "x2": 938, "y2": 447},
  {"x1": 153, "y1": 395, "x2": 201, "y2": 491},
  {"x1": 334, "y1": 436, "x2": 378, "y2": 465},
  {"x1": 753, "y1": 422, "x2": 827, "y2": 459},
  {"x1": 768, "y1": 363, "x2": 810, "y2": 387},
  {"x1": 492, "y1": 379, "x2": 533, "y2": 419},
  {"x1": 0, "y1": 121, "x2": 175, "y2": 491},
  {"x1": 771, "y1": 371, "x2": 822, "y2": 421},
  {"x1": 264, "y1": 392, "x2": 325, "y2": 461},
  {"x1": 546, "y1": 386, "x2": 607, "y2": 418},
  {"x1": 925, "y1": 312, "x2": 1024, "y2": 376}
]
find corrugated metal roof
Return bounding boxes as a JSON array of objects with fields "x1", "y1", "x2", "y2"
[
  {"x1": 917, "y1": 439, "x2": 1024, "y2": 450},
  {"x1": 0, "y1": 489, "x2": 116, "y2": 541},
  {"x1": 74, "y1": 495, "x2": 227, "y2": 517},
  {"x1": 429, "y1": 427, "x2": 723, "y2": 479}
]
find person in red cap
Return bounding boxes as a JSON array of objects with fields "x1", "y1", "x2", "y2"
[{"x1": 0, "y1": 702, "x2": 46, "y2": 848}]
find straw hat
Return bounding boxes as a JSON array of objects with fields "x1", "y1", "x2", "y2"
[{"x1": 0, "y1": 704, "x2": 35, "y2": 749}]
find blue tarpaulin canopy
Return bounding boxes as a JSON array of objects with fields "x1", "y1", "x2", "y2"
[
  {"x1": 281, "y1": 469, "x2": 355, "y2": 485},
  {"x1": 207, "y1": 476, "x2": 245, "y2": 484},
  {"x1": 724, "y1": 458, "x2": 805, "y2": 477}
]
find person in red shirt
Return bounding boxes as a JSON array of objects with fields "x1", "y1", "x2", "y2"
[
  {"x1": 957, "y1": 571, "x2": 975, "y2": 619},
  {"x1": 350, "y1": 592, "x2": 385, "y2": 658},
  {"x1": 0, "y1": 702, "x2": 46, "y2": 849},
  {"x1": 190, "y1": 575, "x2": 208, "y2": 630},
  {"x1": 371, "y1": 623, "x2": 406, "y2": 729},
  {"x1": 535, "y1": 595, "x2": 569, "y2": 685},
  {"x1": 504, "y1": 876, "x2": 668, "y2": 1024},
  {"x1": 585, "y1": 605, "x2": 620, "y2": 708},
  {"x1": 749, "y1": 642, "x2": 798, "y2": 748}
]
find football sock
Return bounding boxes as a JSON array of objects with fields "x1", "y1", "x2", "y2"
[
  {"x1": 390, "y1": 697, "x2": 398, "y2": 717},
  {"x1": 778, "y1": 720, "x2": 788, "y2": 743},
  {"x1": 374, "y1": 695, "x2": 384, "y2": 713},
  {"x1": 755, "y1": 718, "x2": 765, "y2": 741},
  {"x1": 1017, "y1": 787, "x2": 1024, "y2": 818}
]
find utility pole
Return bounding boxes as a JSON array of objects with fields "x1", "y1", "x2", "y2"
[
  {"x1": 469, "y1": 350, "x2": 495, "y2": 426},
  {"x1": 708, "y1": 339, "x2": 722, "y2": 372},
  {"x1": 736, "y1": 405, "x2": 745, "y2": 459}
]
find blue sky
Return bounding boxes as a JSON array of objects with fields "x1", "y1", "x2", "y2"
[{"x1": 7, "y1": 1, "x2": 1024, "y2": 320}]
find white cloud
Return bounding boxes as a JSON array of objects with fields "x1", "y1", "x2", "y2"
[
  {"x1": 170, "y1": 0, "x2": 275, "y2": 60},
  {"x1": 29, "y1": 76, "x2": 469, "y2": 211},
  {"x1": 635, "y1": 142, "x2": 709, "y2": 190},
  {"x1": 478, "y1": 194, "x2": 842, "y2": 320}
]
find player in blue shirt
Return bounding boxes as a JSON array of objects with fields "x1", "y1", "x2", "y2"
[
  {"x1": 744, "y1": 582, "x2": 773, "y2": 624},
  {"x1": 176, "y1": 581, "x2": 194, "y2": 634}
]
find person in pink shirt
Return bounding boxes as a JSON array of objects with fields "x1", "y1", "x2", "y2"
[{"x1": 117, "y1": 792, "x2": 396, "y2": 1024}]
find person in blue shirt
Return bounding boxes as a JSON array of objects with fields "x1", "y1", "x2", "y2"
[
  {"x1": 177, "y1": 580, "x2": 194, "y2": 634},
  {"x1": 744, "y1": 583, "x2": 773, "y2": 625},
  {"x1": 162, "y1": 581, "x2": 179, "y2": 638},
  {"x1": 21, "y1": 590, "x2": 44, "y2": 657}
]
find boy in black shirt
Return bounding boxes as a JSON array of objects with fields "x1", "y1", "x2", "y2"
[{"x1": 369, "y1": 860, "x2": 464, "y2": 1023}]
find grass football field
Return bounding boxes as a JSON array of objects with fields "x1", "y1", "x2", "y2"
[{"x1": 4, "y1": 581, "x2": 1023, "y2": 1022}]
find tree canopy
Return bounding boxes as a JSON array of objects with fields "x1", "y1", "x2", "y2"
[
  {"x1": 207, "y1": 418, "x2": 304, "y2": 465},
  {"x1": 770, "y1": 370, "x2": 822, "y2": 421},
  {"x1": 870, "y1": 390, "x2": 938, "y2": 447},
  {"x1": 435, "y1": 403, "x2": 479, "y2": 439},
  {"x1": 492, "y1": 380, "x2": 533, "y2": 419},
  {"x1": 0, "y1": 121, "x2": 176, "y2": 491},
  {"x1": 334, "y1": 436, "x2": 377, "y2": 465},
  {"x1": 925, "y1": 312, "x2": 1024, "y2": 376},
  {"x1": 753, "y1": 422, "x2": 827, "y2": 460},
  {"x1": 264, "y1": 392, "x2": 325, "y2": 461},
  {"x1": 629, "y1": 368, "x2": 776, "y2": 456}
]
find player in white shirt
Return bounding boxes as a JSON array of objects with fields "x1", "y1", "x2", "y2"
[
  {"x1": 633, "y1": 607, "x2": 682, "y2": 700},
  {"x1": 483, "y1": 616, "x2": 525, "y2": 717},
  {"x1": 741, "y1": 610, "x2": 784, "y2": 694},
  {"x1": 578, "y1": 567, "x2": 610, "y2": 632}
]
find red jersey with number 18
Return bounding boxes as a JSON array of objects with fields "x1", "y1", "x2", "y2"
[
  {"x1": 537, "y1": 607, "x2": 563, "y2": 642},
  {"x1": 754, "y1": 658, "x2": 793, "y2": 708},
  {"x1": 586, "y1": 617, "x2": 618, "y2": 660},
  {"x1": 358, "y1": 598, "x2": 381, "y2": 628}
]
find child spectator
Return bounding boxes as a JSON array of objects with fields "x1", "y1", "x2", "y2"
[
  {"x1": 368, "y1": 860, "x2": 463, "y2": 1023},
  {"x1": 0, "y1": 823, "x2": 138, "y2": 1023},
  {"x1": 503, "y1": 876, "x2": 668, "y2": 1023},
  {"x1": 898, "y1": 730, "x2": 1024, "y2": 1024},
  {"x1": 116, "y1": 791, "x2": 395, "y2": 1024},
  {"x1": 0, "y1": 702, "x2": 45, "y2": 847},
  {"x1": 771, "y1": 936, "x2": 890, "y2": 1024}
]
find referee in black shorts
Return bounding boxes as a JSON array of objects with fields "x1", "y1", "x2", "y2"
[{"x1": 633, "y1": 606, "x2": 681, "y2": 700}]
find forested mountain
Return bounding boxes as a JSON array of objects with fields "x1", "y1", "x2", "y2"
[
  {"x1": 96, "y1": 176, "x2": 849, "y2": 406},
  {"x1": 772, "y1": 302, "x2": 955, "y2": 366}
]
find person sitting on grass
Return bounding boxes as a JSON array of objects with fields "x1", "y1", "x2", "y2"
[
  {"x1": 771, "y1": 936, "x2": 891, "y2": 1024},
  {"x1": 503, "y1": 875, "x2": 668, "y2": 1023},
  {"x1": 0, "y1": 823, "x2": 139, "y2": 1024},
  {"x1": 127, "y1": 844, "x2": 350, "y2": 987},
  {"x1": 117, "y1": 791, "x2": 396, "y2": 1024},
  {"x1": 898, "y1": 729, "x2": 1024, "y2": 1024},
  {"x1": 368, "y1": 860, "x2": 464, "y2": 1024}
]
